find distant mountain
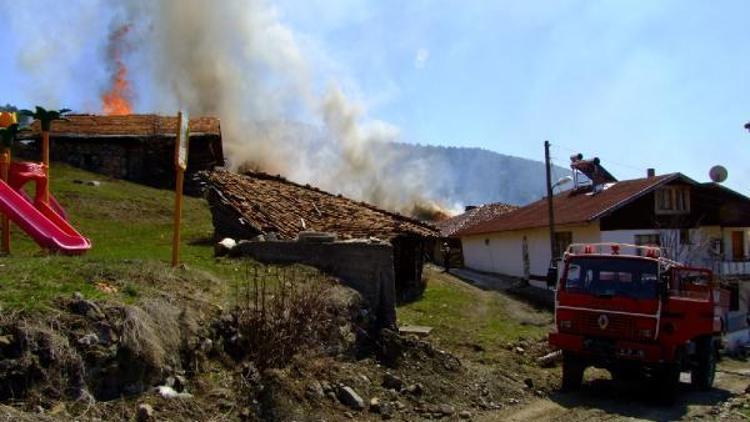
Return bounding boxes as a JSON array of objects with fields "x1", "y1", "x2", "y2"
[
  {"x1": 230, "y1": 121, "x2": 571, "y2": 212},
  {"x1": 385, "y1": 143, "x2": 570, "y2": 207}
]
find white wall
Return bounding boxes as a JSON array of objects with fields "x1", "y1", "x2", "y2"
[
  {"x1": 461, "y1": 223, "x2": 599, "y2": 278},
  {"x1": 723, "y1": 227, "x2": 750, "y2": 261}
]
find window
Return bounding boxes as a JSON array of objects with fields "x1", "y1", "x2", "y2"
[
  {"x1": 655, "y1": 186, "x2": 690, "y2": 215},
  {"x1": 680, "y1": 229, "x2": 691, "y2": 245},
  {"x1": 563, "y1": 257, "x2": 659, "y2": 299},
  {"x1": 553, "y1": 231, "x2": 573, "y2": 258},
  {"x1": 635, "y1": 234, "x2": 660, "y2": 256}
]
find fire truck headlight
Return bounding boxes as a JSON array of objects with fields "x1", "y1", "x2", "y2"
[
  {"x1": 639, "y1": 329, "x2": 652, "y2": 338},
  {"x1": 560, "y1": 320, "x2": 572, "y2": 329}
]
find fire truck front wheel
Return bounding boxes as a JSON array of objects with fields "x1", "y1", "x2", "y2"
[
  {"x1": 561, "y1": 352, "x2": 585, "y2": 391},
  {"x1": 691, "y1": 336, "x2": 717, "y2": 391}
]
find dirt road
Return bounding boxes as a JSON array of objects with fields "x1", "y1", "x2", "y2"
[{"x1": 486, "y1": 359, "x2": 750, "y2": 422}]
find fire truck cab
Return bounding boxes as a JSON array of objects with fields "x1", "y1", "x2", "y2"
[{"x1": 548, "y1": 243, "x2": 729, "y2": 401}]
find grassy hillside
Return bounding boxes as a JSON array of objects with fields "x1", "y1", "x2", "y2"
[{"x1": 0, "y1": 164, "x2": 241, "y2": 311}]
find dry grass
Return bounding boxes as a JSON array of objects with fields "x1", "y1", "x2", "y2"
[{"x1": 233, "y1": 264, "x2": 338, "y2": 370}]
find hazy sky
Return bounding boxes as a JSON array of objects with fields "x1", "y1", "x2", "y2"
[{"x1": 1, "y1": 0, "x2": 749, "y2": 194}]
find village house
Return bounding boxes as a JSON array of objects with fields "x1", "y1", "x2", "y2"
[
  {"x1": 433, "y1": 202, "x2": 518, "y2": 268},
  {"x1": 201, "y1": 169, "x2": 439, "y2": 311},
  {"x1": 17, "y1": 114, "x2": 224, "y2": 193},
  {"x1": 456, "y1": 163, "x2": 750, "y2": 344}
]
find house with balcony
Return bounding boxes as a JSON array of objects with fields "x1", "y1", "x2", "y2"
[{"x1": 456, "y1": 160, "x2": 750, "y2": 345}]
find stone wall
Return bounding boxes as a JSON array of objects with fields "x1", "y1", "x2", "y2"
[
  {"x1": 235, "y1": 240, "x2": 397, "y2": 328},
  {"x1": 17, "y1": 135, "x2": 222, "y2": 194}
]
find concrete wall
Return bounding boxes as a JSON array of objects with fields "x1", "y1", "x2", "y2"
[
  {"x1": 723, "y1": 227, "x2": 750, "y2": 260},
  {"x1": 235, "y1": 240, "x2": 396, "y2": 328},
  {"x1": 461, "y1": 223, "x2": 599, "y2": 278}
]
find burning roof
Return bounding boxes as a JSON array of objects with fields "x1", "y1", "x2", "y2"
[
  {"x1": 21, "y1": 114, "x2": 221, "y2": 138},
  {"x1": 202, "y1": 169, "x2": 439, "y2": 241},
  {"x1": 436, "y1": 203, "x2": 519, "y2": 237}
]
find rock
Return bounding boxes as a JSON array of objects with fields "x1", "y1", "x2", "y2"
[
  {"x1": 320, "y1": 380, "x2": 333, "y2": 393},
  {"x1": 326, "y1": 391, "x2": 338, "y2": 401},
  {"x1": 380, "y1": 401, "x2": 394, "y2": 419},
  {"x1": 77, "y1": 333, "x2": 99, "y2": 347},
  {"x1": 173, "y1": 375, "x2": 188, "y2": 392},
  {"x1": 394, "y1": 401, "x2": 406, "y2": 410},
  {"x1": 459, "y1": 410, "x2": 472, "y2": 419},
  {"x1": 215, "y1": 238, "x2": 237, "y2": 257},
  {"x1": 136, "y1": 403, "x2": 154, "y2": 421},
  {"x1": 95, "y1": 322, "x2": 118, "y2": 345},
  {"x1": 404, "y1": 383, "x2": 424, "y2": 396},
  {"x1": 0, "y1": 334, "x2": 14, "y2": 347},
  {"x1": 508, "y1": 398, "x2": 520, "y2": 405},
  {"x1": 344, "y1": 411, "x2": 354, "y2": 419},
  {"x1": 382, "y1": 372, "x2": 403, "y2": 390},
  {"x1": 514, "y1": 346, "x2": 525, "y2": 354},
  {"x1": 86, "y1": 180, "x2": 101, "y2": 187},
  {"x1": 337, "y1": 386, "x2": 365, "y2": 410},
  {"x1": 524, "y1": 378, "x2": 534, "y2": 389},
  {"x1": 156, "y1": 385, "x2": 192, "y2": 399},
  {"x1": 369, "y1": 397, "x2": 381, "y2": 413},
  {"x1": 536, "y1": 350, "x2": 563, "y2": 367},
  {"x1": 745, "y1": 384, "x2": 750, "y2": 394},
  {"x1": 70, "y1": 295, "x2": 105, "y2": 320},
  {"x1": 439, "y1": 404, "x2": 455, "y2": 415},
  {"x1": 306, "y1": 381, "x2": 325, "y2": 398},
  {"x1": 398, "y1": 325, "x2": 433, "y2": 337}
]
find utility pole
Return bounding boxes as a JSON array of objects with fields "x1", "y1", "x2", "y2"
[{"x1": 545, "y1": 140, "x2": 556, "y2": 262}]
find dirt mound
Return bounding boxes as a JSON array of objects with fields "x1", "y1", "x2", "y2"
[{"x1": 0, "y1": 293, "x2": 213, "y2": 409}]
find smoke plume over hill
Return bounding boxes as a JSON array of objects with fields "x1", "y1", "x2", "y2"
[{"x1": 7, "y1": 0, "x2": 566, "y2": 215}]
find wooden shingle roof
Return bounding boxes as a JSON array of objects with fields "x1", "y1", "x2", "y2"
[
  {"x1": 436, "y1": 203, "x2": 519, "y2": 237},
  {"x1": 203, "y1": 170, "x2": 439, "y2": 240},
  {"x1": 22, "y1": 114, "x2": 220, "y2": 137}
]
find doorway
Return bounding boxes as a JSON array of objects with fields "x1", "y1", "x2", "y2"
[{"x1": 731, "y1": 231, "x2": 745, "y2": 261}]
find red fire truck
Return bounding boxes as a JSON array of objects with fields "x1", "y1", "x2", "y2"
[{"x1": 548, "y1": 243, "x2": 729, "y2": 401}]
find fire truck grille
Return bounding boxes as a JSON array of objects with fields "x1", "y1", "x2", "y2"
[{"x1": 571, "y1": 312, "x2": 637, "y2": 339}]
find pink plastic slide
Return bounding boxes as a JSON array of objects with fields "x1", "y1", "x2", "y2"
[{"x1": 0, "y1": 180, "x2": 91, "y2": 254}]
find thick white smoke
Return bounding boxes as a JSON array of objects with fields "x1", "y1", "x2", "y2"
[{"x1": 123, "y1": 0, "x2": 450, "y2": 217}]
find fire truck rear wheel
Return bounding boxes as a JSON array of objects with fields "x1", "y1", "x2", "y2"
[
  {"x1": 691, "y1": 336, "x2": 717, "y2": 391},
  {"x1": 561, "y1": 352, "x2": 585, "y2": 391}
]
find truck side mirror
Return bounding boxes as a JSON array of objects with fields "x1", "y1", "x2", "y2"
[{"x1": 546, "y1": 265, "x2": 558, "y2": 288}]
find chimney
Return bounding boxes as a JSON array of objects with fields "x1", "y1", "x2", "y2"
[
  {"x1": 465, "y1": 205, "x2": 477, "y2": 212},
  {"x1": 647, "y1": 168, "x2": 656, "y2": 178}
]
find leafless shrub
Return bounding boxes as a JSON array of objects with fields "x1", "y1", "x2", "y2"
[{"x1": 232, "y1": 264, "x2": 336, "y2": 370}]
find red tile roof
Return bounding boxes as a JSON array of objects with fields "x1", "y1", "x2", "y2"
[
  {"x1": 457, "y1": 174, "x2": 680, "y2": 236},
  {"x1": 436, "y1": 203, "x2": 519, "y2": 237},
  {"x1": 203, "y1": 170, "x2": 439, "y2": 240},
  {"x1": 23, "y1": 114, "x2": 220, "y2": 137}
]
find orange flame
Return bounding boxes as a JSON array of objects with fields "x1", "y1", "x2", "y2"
[{"x1": 102, "y1": 25, "x2": 133, "y2": 115}]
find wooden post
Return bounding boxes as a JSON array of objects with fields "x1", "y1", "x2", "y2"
[
  {"x1": 545, "y1": 140, "x2": 556, "y2": 262},
  {"x1": 172, "y1": 167, "x2": 185, "y2": 267},
  {"x1": 172, "y1": 111, "x2": 189, "y2": 267},
  {"x1": 42, "y1": 130, "x2": 50, "y2": 204},
  {"x1": 1, "y1": 148, "x2": 10, "y2": 255}
]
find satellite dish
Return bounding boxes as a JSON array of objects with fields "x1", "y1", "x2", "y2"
[{"x1": 709, "y1": 165, "x2": 728, "y2": 183}]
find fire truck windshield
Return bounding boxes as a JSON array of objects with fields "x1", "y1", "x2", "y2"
[{"x1": 564, "y1": 257, "x2": 659, "y2": 299}]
